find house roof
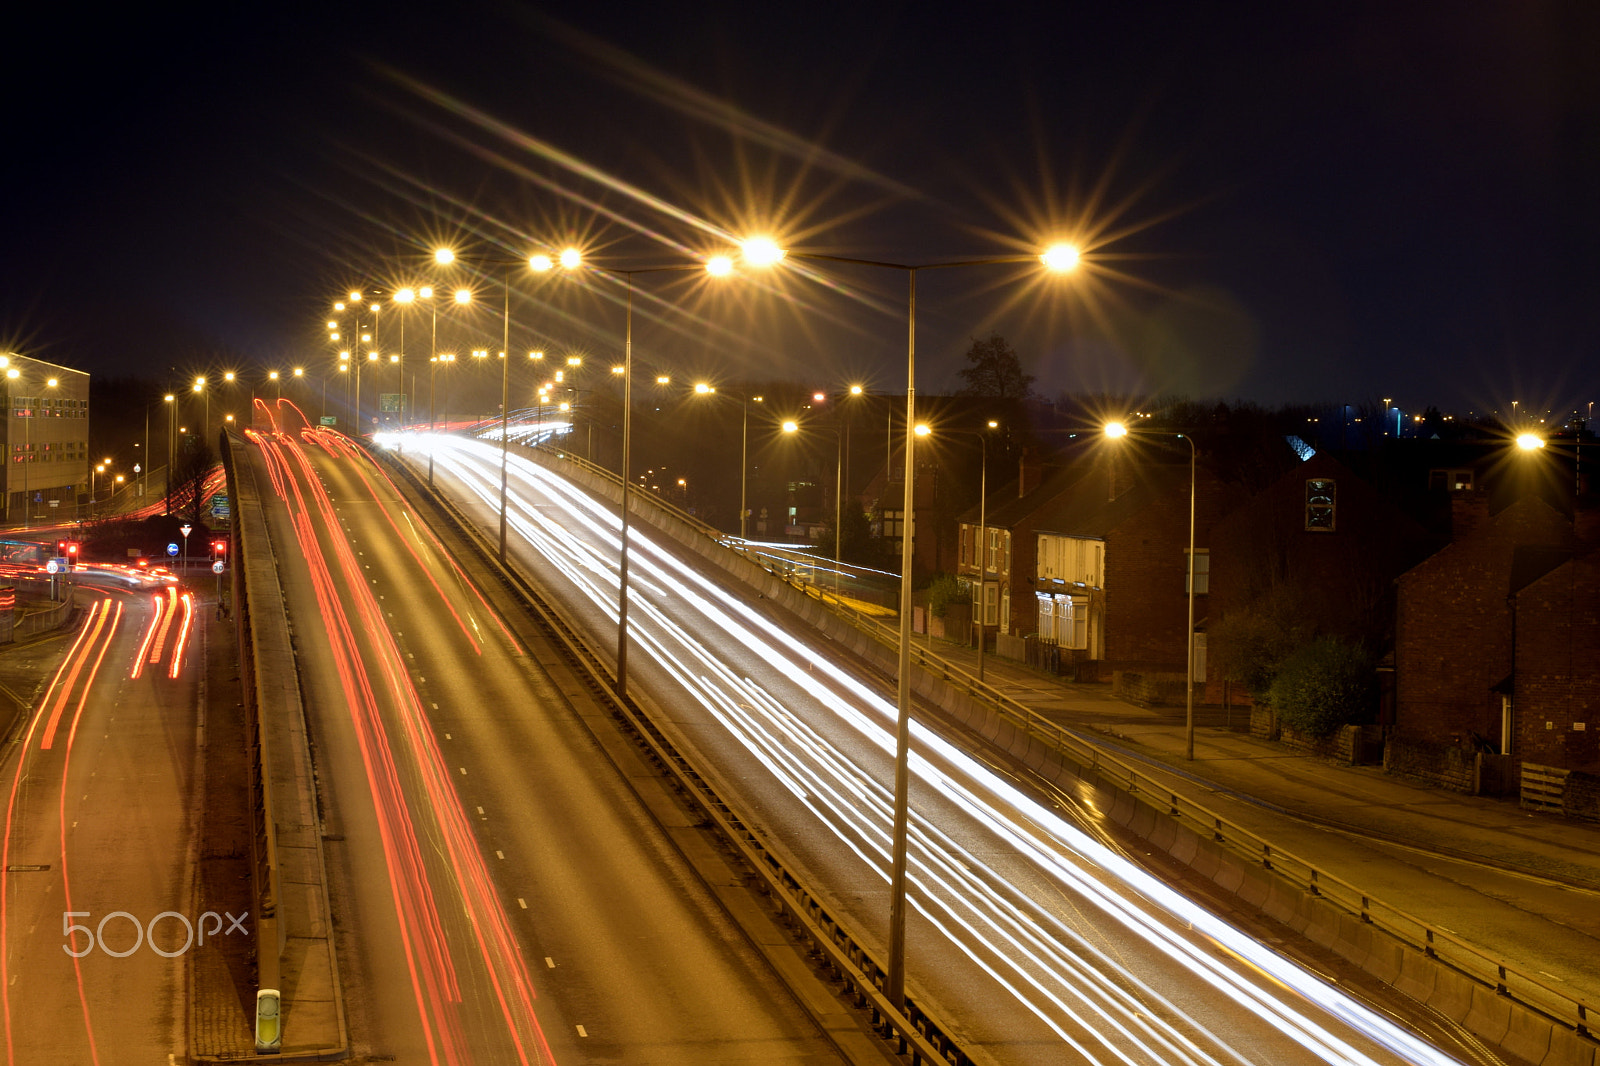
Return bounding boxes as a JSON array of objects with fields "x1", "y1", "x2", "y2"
[{"x1": 960, "y1": 447, "x2": 1189, "y2": 537}]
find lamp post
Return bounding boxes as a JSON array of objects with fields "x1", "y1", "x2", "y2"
[
  {"x1": 736, "y1": 236, "x2": 1080, "y2": 1011},
  {"x1": 692, "y1": 383, "x2": 767, "y2": 541},
  {"x1": 957, "y1": 420, "x2": 1001, "y2": 682},
  {"x1": 1105, "y1": 421, "x2": 1198, "y2": 760},
  {"x1": 164, "y1": 393, "x2": 176, "y2": 516}
]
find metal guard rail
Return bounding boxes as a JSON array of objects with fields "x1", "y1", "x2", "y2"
[{"x1": 513, "y1": 434, "x2": 1596, "y2": 1042}]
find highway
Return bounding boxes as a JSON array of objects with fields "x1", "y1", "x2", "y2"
[
  {"x1": 0, "y1": 570, "x2": 200, "y2": 1064},
  {"x1": 393, "y1": 428, "x2": 1480, "y2": 1066},
  {"x1": 245, "y1": 405, "x2": 850, "y2": 1064}
]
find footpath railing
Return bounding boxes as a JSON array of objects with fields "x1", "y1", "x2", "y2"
[{"x1": 513, "y1": 436, "x2": 1597, "y2": 1047}]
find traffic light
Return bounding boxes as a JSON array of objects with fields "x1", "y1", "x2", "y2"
[{"x1": 211, "y1": 539, "x2": 228, "y2": 560}]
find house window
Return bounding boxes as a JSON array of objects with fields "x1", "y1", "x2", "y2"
[
  {"x1": 1187, "y1": 549, "x2": 1210, "y2": 595},
  {"x1": 986, "y1": 528, "x2": 998, "y2": 572},
  {"x1": 1305, "y1": 478, "x2": 1336, "y2": 531},
  {"x1": 1428, "y1": 468, "x2": 1474, "y2": 492}
]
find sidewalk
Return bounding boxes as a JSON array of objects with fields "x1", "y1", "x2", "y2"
[{"x1": 919, "y1": 633, "x2": 1600, "y2": 1008}]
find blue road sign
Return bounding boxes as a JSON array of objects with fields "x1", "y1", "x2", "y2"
[{"x1": 166, "y1": 543, "x2": 180, "y2": 557}]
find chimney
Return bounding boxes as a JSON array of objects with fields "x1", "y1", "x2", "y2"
[
  {"x1": 1019, "y1": 447, "x2": 1042, "y2": 498},
  {"x1": 1450, "y1": 490, "x2": 1489, "y2": 540}
]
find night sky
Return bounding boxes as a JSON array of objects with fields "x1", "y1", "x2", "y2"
[{"x1": 3, "y1": 1, "x2": 1596, "y2": 419}]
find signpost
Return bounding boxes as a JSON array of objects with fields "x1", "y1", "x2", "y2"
[
  {"x1": 166, "y1": 543, "x2": 179, "y2": 558},
  {"x1": 180, "y1": 523, "x2": 192, "y2": 573}
]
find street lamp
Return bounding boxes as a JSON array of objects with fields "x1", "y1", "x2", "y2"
[
  {"x1": 164, "y1": 393, "x2": 176, "y2": 516},
  {"x1": 1105, "y1": 420, "x2": 1198, "y2": 760},
  {"x1": 692, "y1": 383, "x2": 766, "y2": 541},
  {"x1": 736, "y1": 236, "x2": 1080, "y2": 1011}
]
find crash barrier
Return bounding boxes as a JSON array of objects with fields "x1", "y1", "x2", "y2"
[{"x1": 220, "y1": 431, "x2": 347, "y2": 1059}]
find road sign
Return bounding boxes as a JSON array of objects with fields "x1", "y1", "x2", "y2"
[
  {"x1": 46, "y1": 558, "x2": 66, "y2": 574},
  {"x1": 134, "y1": 464, "x2": 142, "y2": 474},
  {"x1": 209, "y1": 493, "x2": 230, "y2": 518},
  {"x1": 212, "y1": 560, "x2": 225, "y2": 575},
  {"x1": 319, "y1": 416, "x2": 337, "y2": 426},
  {"x1": 180, "y1": 524, "x2": 193, "y2": 538},
  {"x1": 166, "y1": 543, "x2": 179, "y2": 557},
  {"x1": 32, "y1": 493, "x2": 40, "y2": 503}
]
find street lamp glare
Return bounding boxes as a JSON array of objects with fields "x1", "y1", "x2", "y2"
[
  {"x1": 1104, "y1": 420, "x2": 1129, "y2": 438},
  {"x1": 530, "y1": 350, "x2": 544, "y2": 360},
  {"x1": 987, "y1": 419, "x2": 999, "y2": 428},
  {"x1": 705, "y1": 255, "x2": 734, "y2": 277},
  {"x1": 46, "y1": 378, "x2": 58, "y2": 388},
  {"x1": 656, "y1": 375, "x2": 670, "y2": 385},
  {"x1": 529, "y1": 254, "x2": 553, "y2": 272},
  {"x1": 694, "y1": 382, "x2": 713, "y2": 394},
  {"x1": 4, "y1": 369, "x2": 17, "y2": 381},
  {"x1": 454, "y1": 289, "x2": 471, "y2": 305},
  {"x1": 339, "y1": 351, "x2": 350, "y2": 361},
  {"x1": 434, "y1": 248, "x2": 455, "y2": 265},
  {"x1": 741, "y1": 237, "x2": 786, "y2": 267},
  {"x1": 395, "y1": 287, "x2": 415, "y2": 303},
  {"x1": 420, "y1": 286, "x2": 433, "y2": 299},
  {"x1": 327, "y1": 320, "x2": 338, "y2": 329},
  {"x1": 1041, "y1": 242, "x2": 1082, "y2": 272},
  {"x1": 611, "y1": 365, "x2": 625, "y2": 375},
  {"x1": 913, "y1": 423, "x2": 930, "y2": 437},
  {"x1": 850, "y1": 384, "x2": 864, "y2": 396},
  {"x1": 268, "y1": 371, "x2": 279, "y2": 381},
  {"x1": 334, "y1": 302, "x2": 346, "y2": 311},
  {"x1": 1516, "y1": 433, "x2": 1546, "y2": 451},
  {"x1": 781, "y1": 420, "x2": 799, "y2": 433},
  {"x1": 294, "y1": 367, "x2": 305, "y2": 377},
  {"x1": 559, "y1": 248, "x2": 582, "y2": 270},
  {"x1": 348, "y1": 290, "x2": 362, "y2": 302},
  {"x1": 164, "y1": 393, "x2": 174, "y2": 402},
  {"x1": 225, "y1": 371, "x2": 236, "y2": 382}
]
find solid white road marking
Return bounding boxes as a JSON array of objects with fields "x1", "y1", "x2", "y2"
[
  {"x1": 544, "y1": 955, "x2": 553, "y2": 967},
  {"x1": 576, "y1": 1025, "x2": 588, "y2": 1038},
  {"x1": 519, "y1": 899, "x2": 528, "y2": 909},
  {"x1": 495, "y1": 850, "x2": 504, "y2": 859}
]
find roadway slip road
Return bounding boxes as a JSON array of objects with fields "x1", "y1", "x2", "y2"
[
  {"x1": 396, "y1": 431, "x2": 1492, "y2": 1066},
  {"x1": 0, "y1": 575, "x2": 205, "y2": 1065},
  {"x1": 246, "y1": 415, "x2": 857, "y2": 1064}
]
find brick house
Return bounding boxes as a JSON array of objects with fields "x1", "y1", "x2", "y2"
[
  {"x1": 1512, "y1": 546, "x2": 1600, "y2": 773},
  {"x1": 959, "y1": 445, "x2": 1233, "y2": 681},
  {"x1": 1392, "y1": 494, "x2": 1578, "y2": 760},
  {"x1": 1206, "y1": 452, "x2": 1436, "y2": 706}
]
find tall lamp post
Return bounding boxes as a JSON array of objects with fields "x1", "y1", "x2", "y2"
[
  {"x1": 164, "y1": 393, "x2": 176, "y2": 516},
  {"x1": 941, "y1": 419, "x2": 1000, "y2": 681},
  {"x1": 692, "y1": 383, "x2": 767, "y2": 541},
  {"x1": 1105, "y1": 421, "x2": 1198, "y2": 759},
  {"x1": 735, "y1": 237, "x2": 1080, "y2": 1012}
]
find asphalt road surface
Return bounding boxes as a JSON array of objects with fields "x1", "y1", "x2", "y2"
[
  {"x1": 247, "y1": 411, "x2": 850, "y2": 1064},
  {"x1": 0, "y1": 571, "x2": 201, "y2": 1064}
]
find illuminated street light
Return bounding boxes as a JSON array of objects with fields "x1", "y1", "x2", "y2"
[
  {"x1": 781, "y1": 419, "x2": 799, "y2": 433},
  {"x1": 1040, "y1": 243, "x2": 1081, "y2": 272},
  {"x1": 741, "y1": 237, "x2": 786, "y2": 267},
  {"x1": 558, "y1": 247, "x2": 582, "y2": 270},
  {"x1": 434, "y1": 248, "x2": 455, "y2": 265},
  {"x1": 1105, "y1": 420, "x2": 1199, "y2": 761},
  {"x1": 1517, "y1": 433, "x2": 1546, "y2": 451},
  {"x1": 736, "y1": 234, "x2": 1081, "y2": 1012},
  {"x1": 706, "y1": 254, "x2": 733, "y2": 277}
]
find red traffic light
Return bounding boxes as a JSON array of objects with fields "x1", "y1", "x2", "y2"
[
  {"x1": 65, "y1": 541, "x2": 79, "y2": 557},
  {"x1": 212, "y1": 539, "x2": 228, "y2": 556}
]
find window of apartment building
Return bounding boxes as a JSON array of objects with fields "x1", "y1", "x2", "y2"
[
  {"x1": 1187, "y1": 549, "x2": 1210, "y2": 595},
  {"x1": 986, "y1": 528, "x2": 998, "y2": 572},
  {"x1": 1427, "y1": 468, "x2": 1474, "y2": 492},
  {"x1": 1305, "y1": 478, "x2": 1336, "y2": 531}
]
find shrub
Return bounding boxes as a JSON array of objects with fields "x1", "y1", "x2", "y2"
[
  {"x1": 1268, "y1": 638, "x2": 1377, "y2": 738},
  {"x1": 923, "y1": 573, "x2": 970, "y2": 618}
]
